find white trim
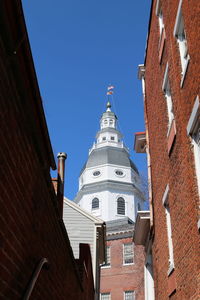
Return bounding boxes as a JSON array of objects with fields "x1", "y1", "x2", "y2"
[
  {"x1": 173, "y1": 0, "x2": 183, "y2": 37},
  {"x1": 180, "y1": 55, "x2": 190, "y2": 87},
  {"x1": 162, "y1": 63, "x2": 169, "y2": 91},
  {"x1": 198, "y1": 219, "x2": 200, "y2": 231},
  {"x1": 162, "y1": 185, "x2": 169, "y2": 206},
  {"x1": 187, "y1": 96, "x2": 200, "y2": 135},
  {"x1": 155, "y1": 0, "x2": 161, "y2": 16}
]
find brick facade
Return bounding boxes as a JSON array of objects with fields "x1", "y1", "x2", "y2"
[
  {"x1": 100, "y1": 219, "x2": 145, "y2": 300},
  {"x1": 0, "y1": 1, "x2": 94, "y2": 299},
  {"x1": 139, "y1": 0, "x2": 200, "y2": 299}
]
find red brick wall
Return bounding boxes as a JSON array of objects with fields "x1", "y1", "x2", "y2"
[
  {"x1": 0, "y1": 1, "x2": 94, "y2": 299},
  {"x1": 100, "y1": 237, "x2": 144, "y2": 300},
  {"x1": 144, "y1": 0, "x2": 200, "y2": 299}
]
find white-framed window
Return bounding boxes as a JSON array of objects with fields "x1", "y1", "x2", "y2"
[
  {"x1": 102, "y1": 137, "x2": 106, "y2": 141},
  {"x1": 173, "y1": 0, "x2": 190, "y2": 86},
  {"x1": 104, "y1": 246, "x2": 111, "y2": 267},
  {"x1": 117, "y1": 197, "x2": 125, "y2": 215},
  {"x1": 124, "y1": 290, "x2": 135, "y2": 300},
  {"x1": 187, "y1": 96, "x2": 200, "y2": 197},
  {"x1": 111, "y1": 136, "x2": 115, "y2": 141},
  {"x1": 123, "y1": 243, "x2": 134, "y2": 265},
  {"x1": 162, "y1": 185, "x2": 174, "y2": 274},
  {"x1": 156, "y1": 0, "x2": 164, "y2": 35},
  {"x1": 162, "y1": 63, "x2": 174, "y2": 135},
  {"x1": 101, "y1": 293, "x2": 110, "y2": 300}
]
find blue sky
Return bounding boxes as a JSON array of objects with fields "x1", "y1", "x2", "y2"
[{"x1": 22, "y1": 0, "x2": 151, "y2": 200}]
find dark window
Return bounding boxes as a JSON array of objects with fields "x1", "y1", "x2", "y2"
[
  {"x1": 93, "y1": 170, "x2": 100, "y2": 176},
  {"x1": 117, "y1": 197, "x2": 125, "y2": 215},
  {"x1": 111, "y1": 136, "x2": 115, "y2": 140},
  {"x1": 92, "y1": 198, "x2": 99, "y2": 210},
  {"x1": 102, "y1": 137, "x2": 106, "y2": 141},
  {"x1": 115, "y1": 170, "x2": 123, "y2": 176}
]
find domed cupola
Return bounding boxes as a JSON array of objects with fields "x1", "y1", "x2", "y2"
[{"x1": 74, "y1": 100, "x2": 144, "y2": 222}]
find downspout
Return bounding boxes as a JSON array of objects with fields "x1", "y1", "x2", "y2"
[
  {"x1": 57, "y1": 152, "x2": 67, "y2": 218},
  {"x1": 139, "y1": 65, "x2": 154, "y2": 229}
]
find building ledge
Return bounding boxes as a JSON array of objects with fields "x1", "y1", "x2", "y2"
[
  {"x1": 134, "y1": 132, "x2": 146, "y2": 153},
  {"x1": 133, "y1": 211, "x2": 150, "y2": 246}
]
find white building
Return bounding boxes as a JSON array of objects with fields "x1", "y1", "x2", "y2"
[
  {"x1": 75, "y1": 101, "x2": 145, "y2": 222},
  {"x1": 63, "y1": 198, "x2": 106, "y2": 300}
]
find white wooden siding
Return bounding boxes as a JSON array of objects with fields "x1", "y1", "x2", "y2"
[{"x1": 63, "y1": 202, "x2": 95, "y2": 262}]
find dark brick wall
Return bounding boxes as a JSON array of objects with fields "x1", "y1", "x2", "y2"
[
  {"x1": 100, "y1": 237, "x2": 144, "y2": 300},
  {"x1": 0, "y1": 1, "x2": 94, "y2": 299},
  {"x1": 144, "y1": 0, "x2": 200, "y2": 299}
]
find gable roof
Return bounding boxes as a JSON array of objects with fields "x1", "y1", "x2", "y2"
[{"x1": 64, "y1": 197, "x2": 105, "y2": 225}]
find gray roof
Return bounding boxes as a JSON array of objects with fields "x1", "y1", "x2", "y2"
[
  {"x1": 80, "y1": 146, "x2": 138, "y2": 175},
  {"x1": 106, "y1": 217, "x2": 134, "y2": 232},
  {"x1": 106, "y1": 217, "x2": 135, "y2": 240}
]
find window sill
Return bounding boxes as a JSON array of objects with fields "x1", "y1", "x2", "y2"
[
  {"x1": 123, "y1": 263, "x2": 134, "y2": 266},
  {"x1": 180, "y1": 55, "x2": 190, "y2": 88},
  {"x1": 101, "y1": 265, "x2": 111, "y2": 269}
]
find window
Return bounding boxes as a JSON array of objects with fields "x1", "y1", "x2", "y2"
[
  {"x1": 101, "y1": 293, "x2": 110, "y2": 300},
  {"x1": 187, "y1": 96, "x2": 200, "y2": 197},
  {"x1": 117, "y1": 197, "x2": 125, "y2": 215},
  {"x1": 109, "y1": 120, "x2": 113, "y2": 125},
  {"x1": 93, "y1": 170, "x2": 101, "y2": 177},
  {"x1": 92, "y1": 198, "x2": 99, "y2": 210},
  {"x1": 162, "y1": 63, "x2": 174, "y2": 134},
  {"x1": 124, "y1": 291, "x2": 135, "y2": 300},
  {"x1": 111, "y1": 136, "x2": 115, "y2": 141},
  {"x1": 102, "y1": 137, "x2": 106, "y2": 141},
  {"x1": 123, "y1": 243, "x2": 134, "y2": 265},
  {"x1": 162, "y1": 185, "x2": 174, "y2": 274},
  {"x1": 115, "y1": 170, "x2": 124, "y2": 176},
  {"x1": 173, "y1": 0, "x2": 190, "y2": 86},
  {"x1": 105, "y1": 246, "x2": 111, "y2": 266},
  {"x1": 158, "y1": 10, "x2": 164, "y2": 35}
]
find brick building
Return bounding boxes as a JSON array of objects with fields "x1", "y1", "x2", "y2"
[
  {"x1": 0, "y1": 1, "x2": 94, "y2": 299},
  {"x1": 134, "y1": 0, "x2": 200, "y2": 299},
  {"x1": 100, "y1": 218, "x2": 144, "y2": 300}
]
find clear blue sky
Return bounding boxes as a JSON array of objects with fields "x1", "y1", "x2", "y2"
[{"x1": 22, "y1": 0, "x2": 151, "y2": 200}]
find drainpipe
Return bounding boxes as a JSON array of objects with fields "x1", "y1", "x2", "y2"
[
  {"x1": 138, "y1": 65, "x2": 154, "y2": 229},
  {"x1": 57, "y1": 152, "x2": 67, "y2": 218}
]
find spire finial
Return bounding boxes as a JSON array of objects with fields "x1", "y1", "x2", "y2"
[{"x1": 106, "y1": 101, "x2": 111, "y2": 112}]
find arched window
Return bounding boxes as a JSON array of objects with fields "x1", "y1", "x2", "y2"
[
  {"x1": 117, "y1": 197, "x2": 125, "y2": 215},
  {"x1": 92, "y1": 198, "x2": 99, "y2": 210}
]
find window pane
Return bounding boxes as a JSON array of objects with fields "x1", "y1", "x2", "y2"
[
  {"x1": 92, "y1": 198, "x2": 99, "y2": 210},
  {"x1": 105, "y1": 246, "x2": 110, "y2": 266},
  {"x1": 101, "y1": 293, "x2": 110, "y2": 300},
  {"x1": 117, "y1": 197, "x2": 125, "y2": 215},
  {"x1": 124, "y1": 243, "x2": 134, "y2": 264},
  {"x1": 125, "y1": 290, "x2": 135, "y2": 300}
]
